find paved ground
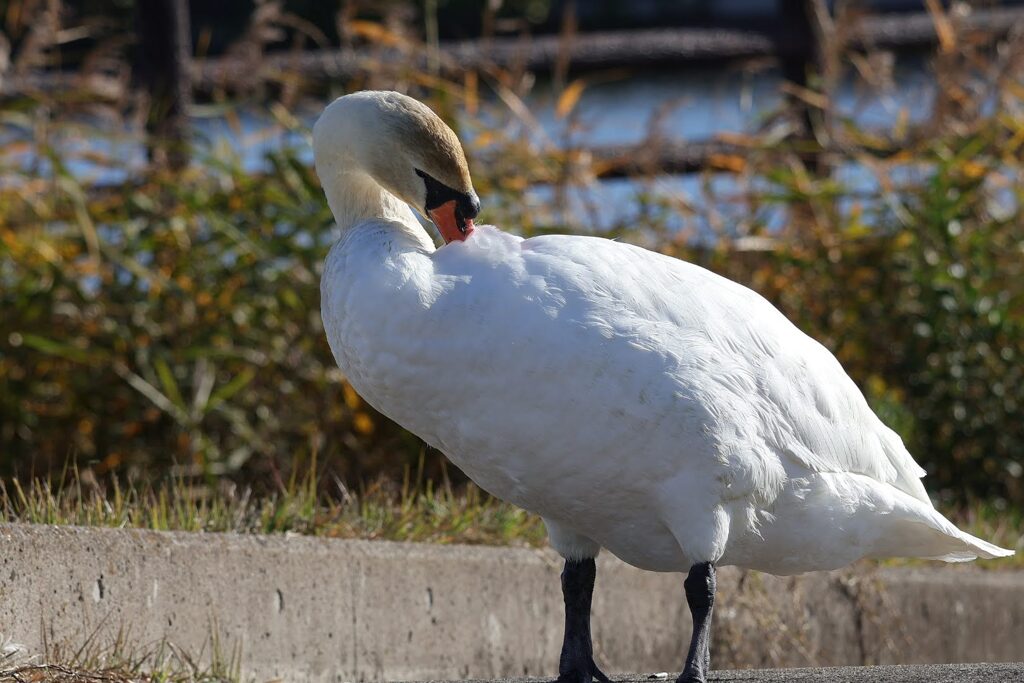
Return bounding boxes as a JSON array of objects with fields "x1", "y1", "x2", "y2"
[
  {"x1": 705, "y1": 663, "x2": 1024, "y2": 681},
  {"x1": 426, "y1": 663, "x2": 1024, "y2": 683}
]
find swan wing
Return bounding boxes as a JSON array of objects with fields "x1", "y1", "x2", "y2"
[{"x1": 440, "y1": 228, "x2": 931, "y2": 505}]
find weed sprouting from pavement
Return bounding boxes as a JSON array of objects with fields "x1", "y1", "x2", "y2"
[{"x1": 0, "y1": 624, "x2": 242, "y2": 683}]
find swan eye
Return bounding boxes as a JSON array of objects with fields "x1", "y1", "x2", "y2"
[{"x1": 415, "y1": 168, "x2": 479, "y2": 219}]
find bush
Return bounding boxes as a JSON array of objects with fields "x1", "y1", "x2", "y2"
[
  {"x1": 2, "y1": 4, "x2": 1022, "y2": 510},
  {"x1": 0, "y1": 141, "x2": 428, "y2": 486}
]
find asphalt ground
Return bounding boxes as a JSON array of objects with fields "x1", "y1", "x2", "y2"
[
  {"x1": 704, "y1": 663, "x2": 1024, "y2": 681},
  {"x1": 424, "y1": 663, "x2": 1024, "y2": 683}
]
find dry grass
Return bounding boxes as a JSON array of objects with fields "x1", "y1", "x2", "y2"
[
  {"x1": 1, "y1": 463, "x2": 1018, "y2": 567},
  {"x1": 0, "y1": 462, "x2": 547, "y2": 548},
  {"x1": 0, "y1": 628, "x2": 240, "y2": 683},
  {"x1": 0, "y1": 664, "x2": 224, "y2": 683}
]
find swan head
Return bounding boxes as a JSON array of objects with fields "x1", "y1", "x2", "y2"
[{"x1": 313, "y1": 90, "x2": 480, "y2": 243}]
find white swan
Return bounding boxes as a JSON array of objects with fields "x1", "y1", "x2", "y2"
[{"x1": 314, "y1": 91, "x2": 1013, "y2": 683}]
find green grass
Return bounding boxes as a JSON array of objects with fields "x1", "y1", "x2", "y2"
[
  {"x1": 0, "y1": 464, "x2": 548, "y2": 548},
  {"x1": 1, "y1": 466, "x2": 1018, "y2": 567}
]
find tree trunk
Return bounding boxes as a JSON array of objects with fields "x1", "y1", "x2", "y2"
[{"x1": 134, "y1": 0, "x2": 192, "y2": 171}]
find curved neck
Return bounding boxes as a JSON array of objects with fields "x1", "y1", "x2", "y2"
[{"x1": 322, "y1": 169, "x2": 428, "y2": 242}]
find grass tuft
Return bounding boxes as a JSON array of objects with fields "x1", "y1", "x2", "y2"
[
  {"x1": 0, "y1": 625, "x2": 241, "y2": 683},
  {"x1": 0, "y1": 464, "x2": 547, "y2": 549},
  {"x1": 1, "y1": 464, "x2": 1018, "y2": 566}
]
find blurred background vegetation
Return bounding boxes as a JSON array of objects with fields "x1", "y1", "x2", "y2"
[{"x1": 0, "y1": 0, "x2": 1022, "y2": 539}]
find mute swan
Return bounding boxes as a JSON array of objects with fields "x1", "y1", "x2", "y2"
[{"x1": 314, "y1": 91, "x2": 1013, "y2": 683}]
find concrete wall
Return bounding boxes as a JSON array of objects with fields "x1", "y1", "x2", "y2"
[{"x1": 1, "y1": 524, "x2": 1021, "y2": 682}]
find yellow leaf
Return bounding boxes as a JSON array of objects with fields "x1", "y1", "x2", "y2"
[
  {"x1": 893, "y1": 108, "x2": 909, "y2": 139},
  {"x1": 342, "y1": 382, "x2": 361, "y2": 410},
  {"x1": 925, "y1": 0, "x2": 956, "y2": 53},
  {"x1": 555, "y1": 79, "x2": 587, "y2": 119},
  {"x1": 778, "y1": 82, "x2": 828, "y2": 110},
  {"x1": 709, "y1": 154, "x2": 746, "y2": 173},
  {"x1": 962, "y1": 161, "x2": 986, "y2": 180},
  {"x1": 2, "y1": 229, "x2": 21, "y2": 250},
  {"x1": 474, "y1": 130, "x2": 496, "y2": 147},
  {"x1": 510, "y1": 176, "x2": 533, "y2": 191},
  {"x1": 894, "y1": 232, "x2": 914, "y2": 249},
  {"x1": 348, "y1": 20, "x2": 410, "y2": 48},
  {"x1": 32, "y1": 240, "x2": 61, "y2": 264},
  {"x1": 353, "y1": 412, "x2": 375, "y2": 435}
]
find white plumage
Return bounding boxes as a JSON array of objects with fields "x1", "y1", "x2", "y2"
[
  {"x1": 322, "y1": 221, "x2": 1009, "y2": 574},
  {"x1": 314, "y1": 90, "x2": 1012, "y2": 681}
]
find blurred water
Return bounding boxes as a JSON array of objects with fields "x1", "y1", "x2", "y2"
[
  {"x1": 513, "y1": 57, "x2": 938, "y2": 233},
  {"x1": 527, "y1": 58, "x2": 934, "y2": 146},
  {"x1": 1, "y1": 55, "x2": 947, "y2": 234}
]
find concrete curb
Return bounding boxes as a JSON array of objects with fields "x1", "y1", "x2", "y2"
[{"x1": 1, "y1": 524, "x2": 1021, "y2": 682}]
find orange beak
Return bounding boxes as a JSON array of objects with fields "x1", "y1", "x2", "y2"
[{"x1": 428, "y1": 199, "x2": 475, "y2": 244}]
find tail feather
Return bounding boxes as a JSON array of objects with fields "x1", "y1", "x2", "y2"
[
  {"x1": 929, "y1": 529, "x2": 1015, "y2": 562},
  {"x1": 866, "y1": 485, "x2": 1015, "y2": 562},
  {"x1": 891, "y1": 506, "x2": 1016, "y2": 562}
]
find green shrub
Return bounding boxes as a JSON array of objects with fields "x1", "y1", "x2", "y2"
[
  {"x1": 0, "y1": 139, "x2": 427, "y2": 485},
  {"x1": 2, "y1": 19, "x2": 1022, "y2": 510}
]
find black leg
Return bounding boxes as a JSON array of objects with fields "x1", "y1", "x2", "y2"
[
  {"x1": 676, "y1": 562, "x2": 716, "y2": 683},
  {"x1": 556, "y1": 558, "x2": 611, "y2": 683}
]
